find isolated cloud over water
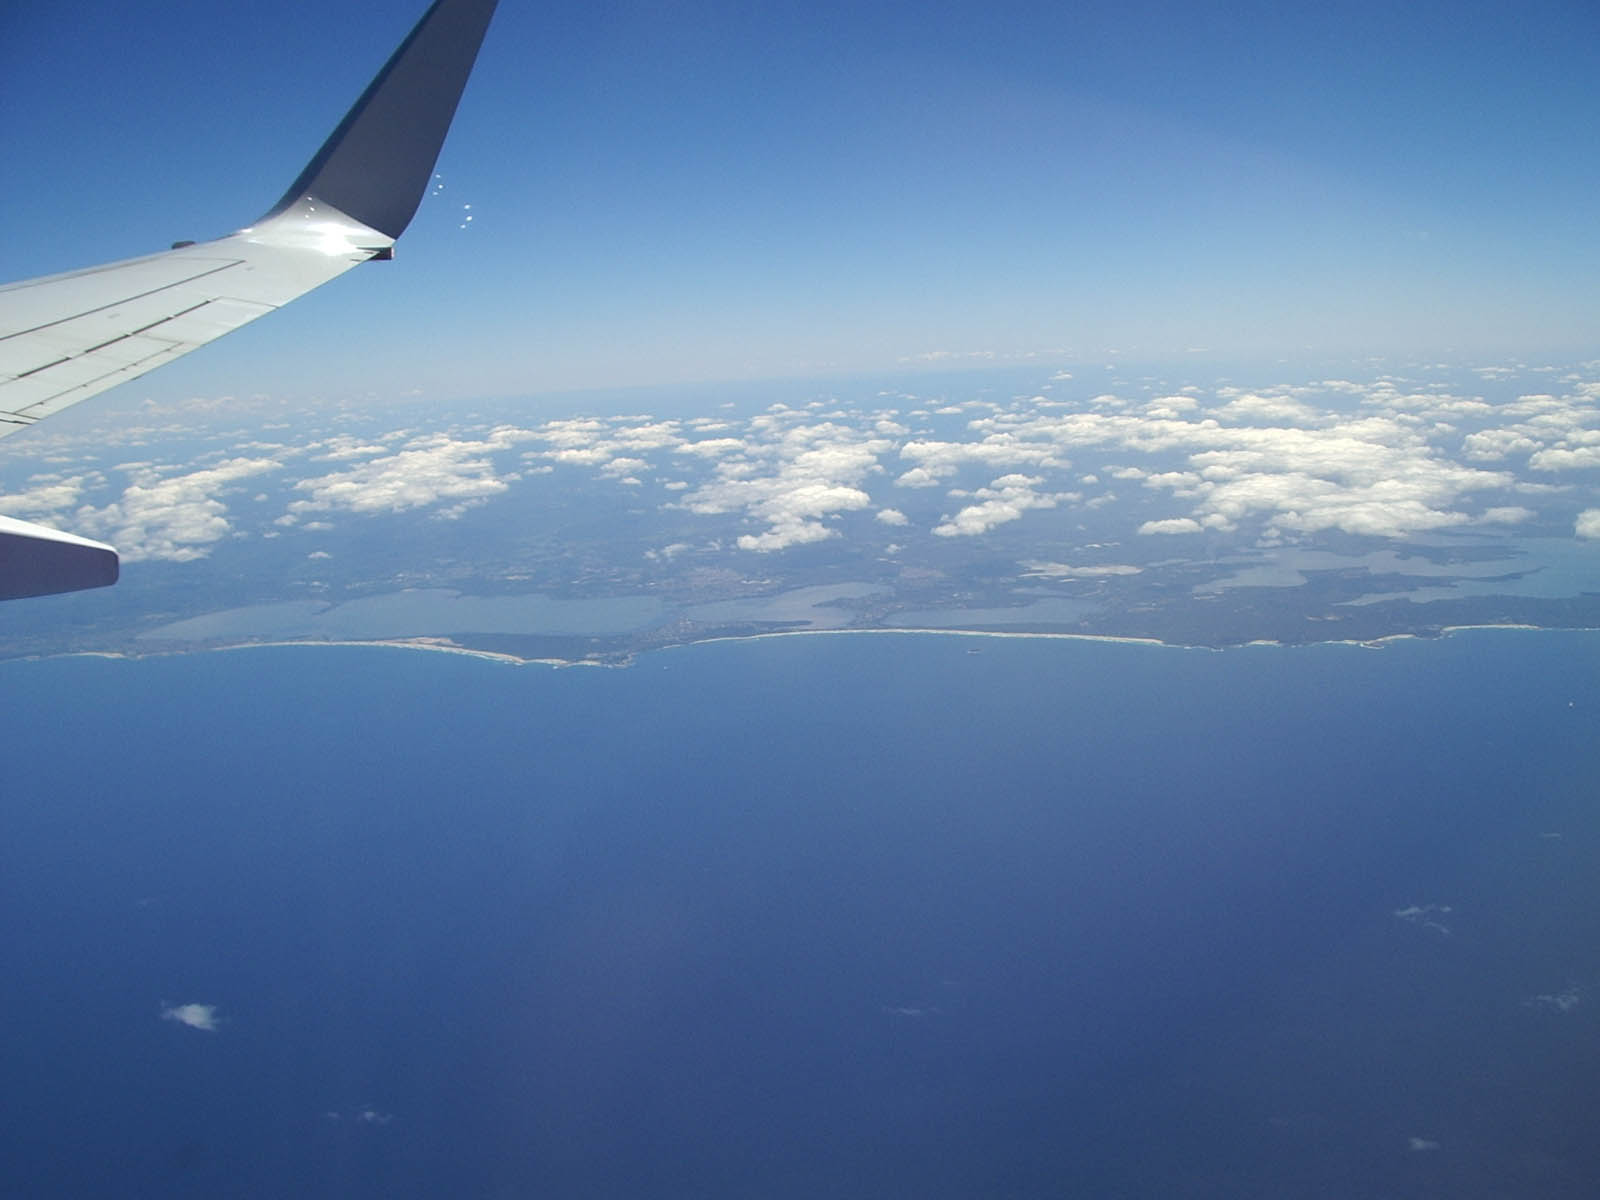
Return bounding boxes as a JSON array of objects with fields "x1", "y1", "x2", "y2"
[{"x1": 162, "y1": 1003, "x2": 220, "y2": 1032}]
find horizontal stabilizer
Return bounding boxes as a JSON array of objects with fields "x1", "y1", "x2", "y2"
[{"x1": 0, "y1": 515, "x2": 119, "y2": 600}]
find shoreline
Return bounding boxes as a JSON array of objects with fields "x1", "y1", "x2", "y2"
[{"x1": 14, "y1": 619, "x2": 1589, "y2": 671}]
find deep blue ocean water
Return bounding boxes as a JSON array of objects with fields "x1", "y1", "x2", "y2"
[{"x1": 3, "y1": 631, "x2": 1599, "y2": 1198}]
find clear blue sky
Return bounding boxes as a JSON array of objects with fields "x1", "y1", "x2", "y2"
[{"x1": 3, "y1": 0, "x2": 1598, "y2": 403}]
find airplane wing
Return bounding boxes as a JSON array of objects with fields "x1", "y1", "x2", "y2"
[{"x1": 0, "y1": 0, "x2": 499, "y2": 601}]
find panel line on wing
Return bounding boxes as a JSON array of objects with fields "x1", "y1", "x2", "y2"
[{"x1": 0, "y1": 259, "x2": 246, "y2": 344}]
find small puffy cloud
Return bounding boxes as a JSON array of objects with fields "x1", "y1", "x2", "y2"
[
  {"x1": 1408, "y1": 1138, "x2": 1440, "y2": 1153},
  {"x1": 675, "y1": 437, "x2": 746, "y2": 459},
  {"x1": 1138, "y1": 517, "x2": 1203, "y2": 535},
  {"x1": 609, "y1": 420, "x2": 684, "y2": 451},
  {"x1": 1530, "y1": 445, "x2": 1600, "y2": 471},
  {"x1": 0, "y1": 473, "x2": 99, "y2": 518},
  {"x1": 738, "y1": 518, "x2": 838, "y2": 551},
  {"x1": 311, "y1": 436, "x2": 391, "y2": 462},
  {"x1": 1213, "y1": 393, "x2": 1322, "y2": 425},
  {"x1": 1462, "y1": 429, "x2": 1539, "y2": 461},
  {"x1": 1146, "y1": 394, "x2": 1201, "y2": 416},
  {"x1": 1143, "y1": 470, "x2": 1205, "y2": 497},
  {"x1": 1576, "y1": 509, "x2": 1600, "y2": 538},
  {"x1": 543, "y1": 446, "x2": 611, "y2": 466},
  {"x1": 934, "y1": 474, "x2": 1061, "y2": 538},
  {"x1": 895, "y1": 467, "x2": 941, "y2": 488},
  {"x1": 1478, "y1": 506, "x2": 1534, "y2": 525},
  {"x1": 162, "y1": 1003, "x2": 219, "y2": 1032},
  {"x1": 875, "y1": 508, "x2": 909, "y2": 526}
]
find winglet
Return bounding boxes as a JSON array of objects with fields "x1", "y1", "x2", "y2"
[{"x1": 263, "y1": 0, "x2": 500, "y2": 239}]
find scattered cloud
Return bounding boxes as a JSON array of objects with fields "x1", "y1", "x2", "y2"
[
  {"x1": 323, "y1": 1107, "x2": 395, "y2": 1125},
  {"x1": 679, "y1": 422, "x2": 891, "y2": 551},
  {"x1": 645, "y1": 542, "x2": 693, "y2": 561},
  {"x1": 285, "y1": 427, "x2": 533, "y2": 522},
  {"x1": 1524, "y1": 987, "x2": 1581, "y2": 1014},
  {"x1": 12, "y1": 365, "x2": 1597, "y2": 576},
  {"x1": 76, "y1": 458, "x2": 280, "y2": 562},
  {"x1": 0, "y1": 473, "x2": 99, "y2": 518},
  {"x1": 1394, "y1": 903, "x2": 1452, "y2": 935},
  {"x1": 899, "y1": 433, "x2": 1066, "y2": 483},
  {"x1": 934, "y1": 474, "x2": 1063, "y2": 538}
]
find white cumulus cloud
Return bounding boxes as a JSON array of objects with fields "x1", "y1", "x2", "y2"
[
  {"x1": 1138, "y1": 517, "x2": 1203, "y2": 535},
  {"x1": 286, "y1": 428, "x2": 533, "y2": 521},
  {"x1": 679, "y1": 422, "x2": 891, "y2": 552},
  {"x1": 75, "y1": 458, "x2": 280, "y2": 562},
  {"x1": 934, "y1": 474, "x2": 1062, "y2": 538}
]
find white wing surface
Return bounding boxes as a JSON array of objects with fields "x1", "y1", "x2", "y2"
[{"x1": 0, "y1": 0, "x2": 498, "y2": 600}]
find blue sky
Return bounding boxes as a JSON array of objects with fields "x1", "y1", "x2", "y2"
[{"x1": 2, "y1": 0, "x2": 1597, "y2": 402}]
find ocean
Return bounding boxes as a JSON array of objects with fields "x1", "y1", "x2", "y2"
[{"x1": 2, "y1": 630, "x2": 1598, "y2": 1197}]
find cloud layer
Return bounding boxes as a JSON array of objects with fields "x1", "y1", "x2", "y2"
[{"x1": 4, "y1": 365, "x2": 1596, "y2": 580}]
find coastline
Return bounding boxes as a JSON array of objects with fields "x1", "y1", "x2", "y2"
[{"x1": 17, "y1": 619, "x2": 1588, "y2": 672}]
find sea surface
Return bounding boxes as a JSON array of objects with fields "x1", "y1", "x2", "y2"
[{"x1": 3, "y1": 630, "x2": 1599, "y2": 1198}]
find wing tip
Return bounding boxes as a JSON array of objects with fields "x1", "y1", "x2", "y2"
[
  {"x1": 264, "y1": 0, "x2": 500, "y2": 239},
  {"x1": 0, "y1": 516, "x2": 119, "y2": 600}
]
